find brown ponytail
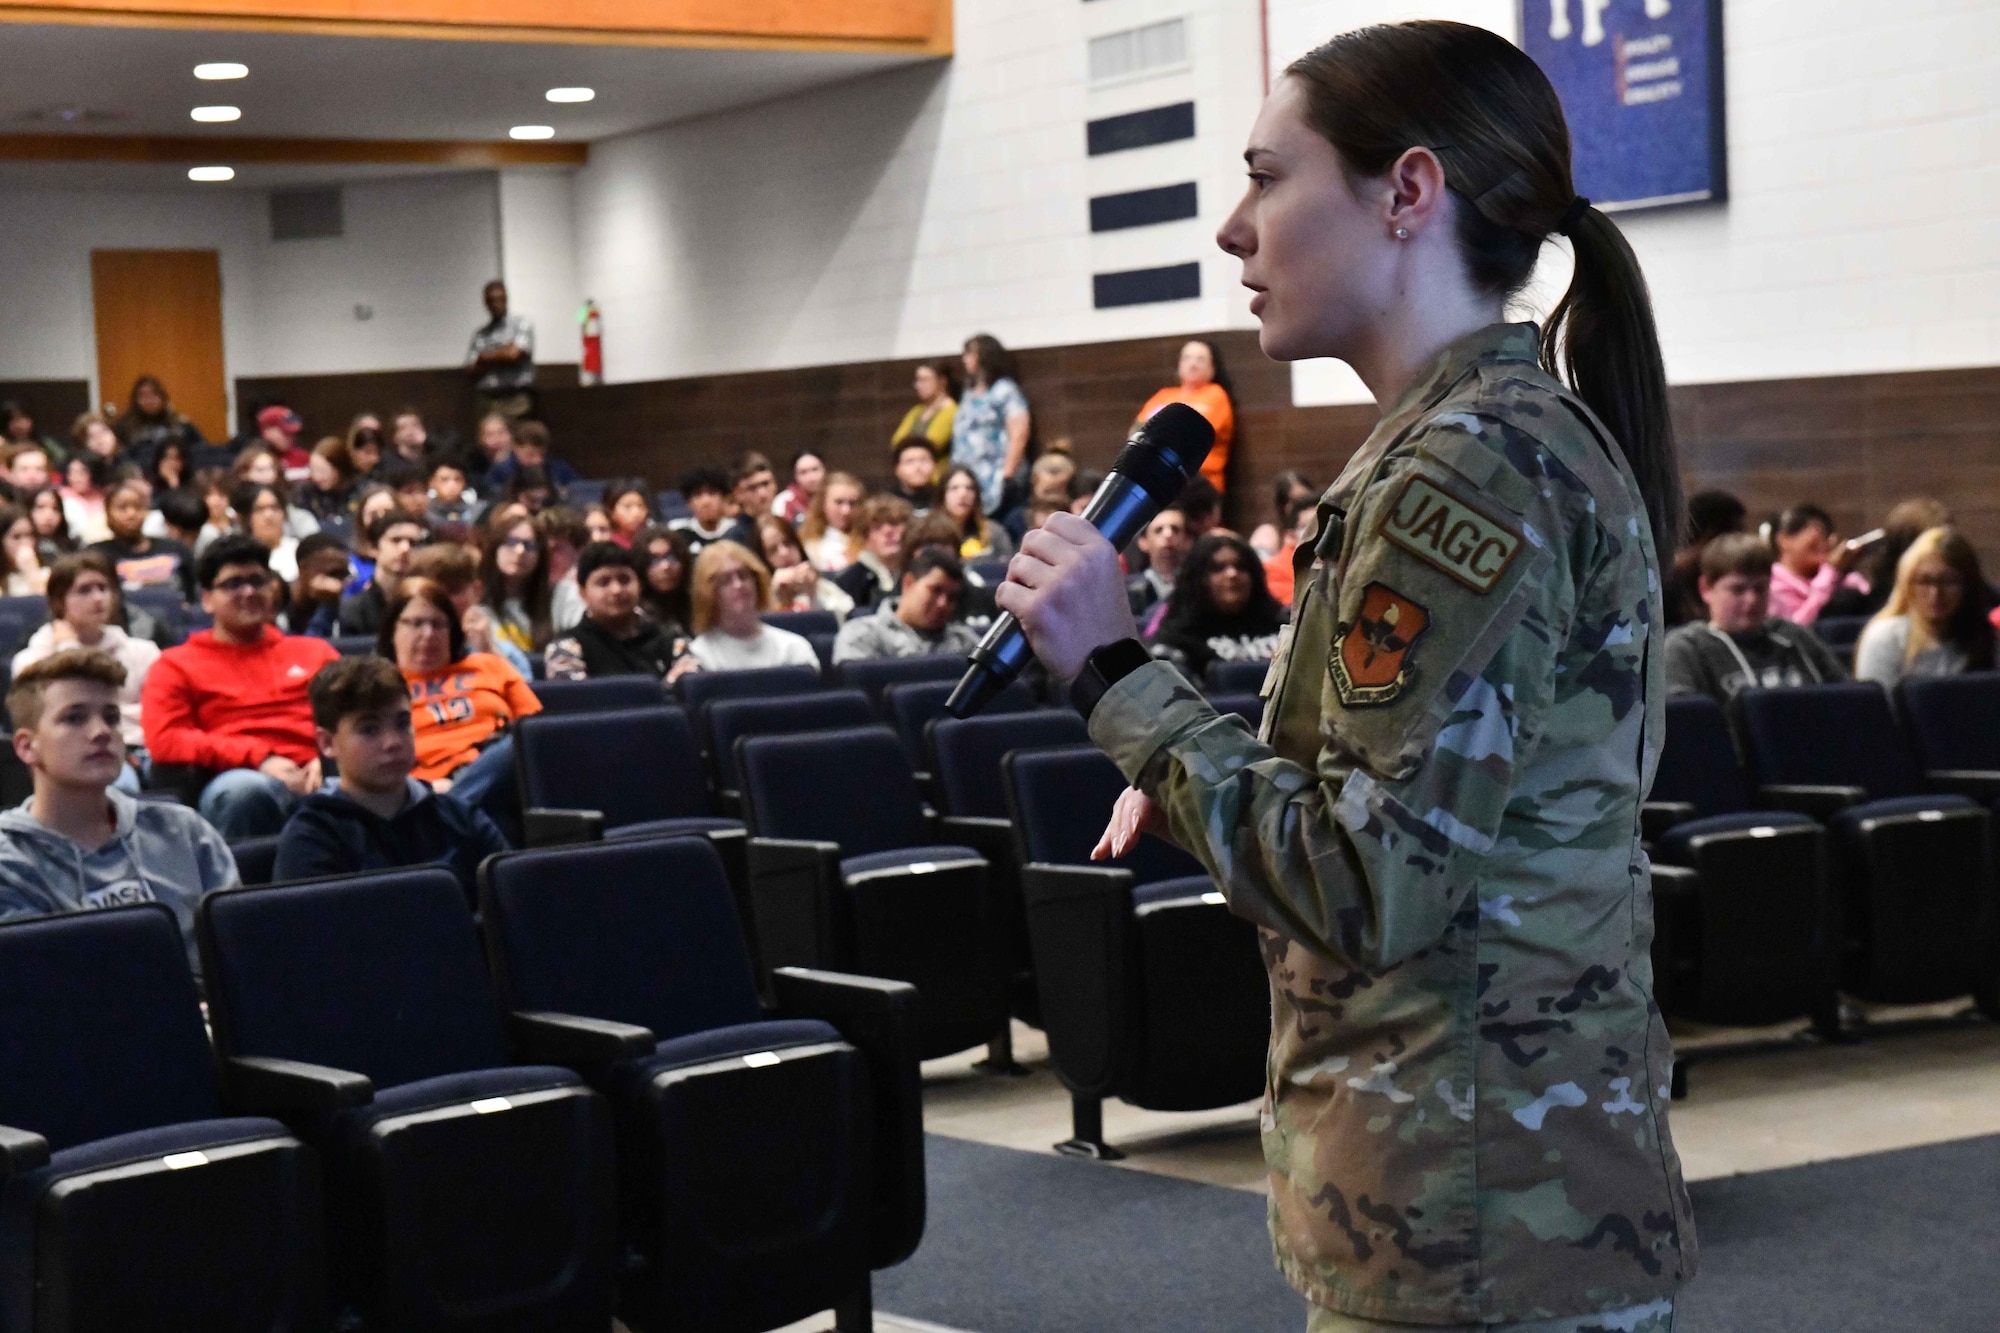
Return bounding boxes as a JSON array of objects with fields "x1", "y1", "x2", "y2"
[{"x1": 1286, "y1": 21, "x2": 1684, "y2": 557}]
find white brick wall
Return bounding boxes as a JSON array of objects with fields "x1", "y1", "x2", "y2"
[{"x1": 1271, "y1": 0, "x2": 2000, "y2": 403}]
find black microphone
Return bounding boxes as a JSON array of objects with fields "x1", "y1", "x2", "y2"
[{"x1": 945, "y1": 401, "x2": 1215, "y2": 718}]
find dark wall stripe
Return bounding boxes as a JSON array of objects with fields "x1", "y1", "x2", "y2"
[
  {"x1": 1090, "y1": 182, "x2": 1198, "y2": 233},
  {"x1": 1093, "y1": 262, "x2": 1201, "y2": 309},
  {"x1": 1086, "y1": 102, "x2": 1195, "y2": 156}
]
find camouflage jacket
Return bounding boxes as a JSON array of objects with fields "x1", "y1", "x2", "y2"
[{"x1": 1089, "y1": 324, "x2": 1696, "y2": 1322}]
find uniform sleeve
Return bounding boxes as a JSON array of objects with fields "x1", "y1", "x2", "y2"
[
  {"x1": 1090, "y1": 416, "x2": 1575, "y2": 970},
  {"x1": 141, "y1": 651, "x2": 270, "y2": 771}
]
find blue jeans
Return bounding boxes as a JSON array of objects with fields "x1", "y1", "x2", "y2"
[
  {"x1": 198, "y1": 768, "x2": 302, "y2": 839},
  {"x1": 442, "y1": 736, "x2": 519, "y2": 845}
]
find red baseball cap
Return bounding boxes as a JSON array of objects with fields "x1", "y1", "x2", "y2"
[{"x1": 257, "y1": 406, "x2": 302, "y2": 434}]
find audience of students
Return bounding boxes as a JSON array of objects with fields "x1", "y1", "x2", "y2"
[
  {"x1": 275, "y1": 654, "x2": 507, "y2": 890},
  {"x1": 383, "y1": 577, "x2": 538, "y2": 838},
  {"x1": 2, "y1": 403, "x2": 65, "y2": 466},
  {"x1": 536, "y1": 506, "x2": 589, "y2": 633},
  {"x1": 544, "y1": 542, "x2": 691, "y2": 682},
  {"x1": 687, "y1": 542, "x2": 821, "y2": 674},
  {"x1": 231, "y1": 481, "x2": 301, "y2": 581},
  {"x1": 481, "y1": 512, "x2": 555, "y2": 654},
  {"x1": 1248, "y1": 470, "x2": 1315, "y2": 560},
  {"x1": 405, "y1": 542, "x2": 532, "y2": 678},
  {"x1": 91, "y1": 478, "x2": 195, "y2": 601},
  {"x1": 638, "y1": 526, "x2": 695, "y2": 634},
  {"x1": 115, "y1": 376, "x2": 206, "y2": 475},
  {"x1": 0, "y1": 649, "x2": 237, "y2": 967},
  {"x1": 1127, "y1": 506, "x2": 1191, "y2": 621},
  {"x1": 1664, "y1": 534, "x2": 1848, "y2": 703},
  {"x1": 31, "y1": 487, "x2": 77, "y2": 563},
  {"x1": 601, "y1": 478, "x2": 654, "y2": 549},
  {"x1": 1768, "y1": 504, "x2": 1865, "y2": 626},
  {"x1": 141, "y1": 536, "x2": 341, "y2": 836},
  {"x1": 670, "y1": 467, "x2": 755, "y2": 556},
  {"x1": 1147, "y1": 533, "x2": 1284, "y2": 680},
  {"x1": 831, "y1": 548, "x2": 978, "y2": 663},
  {"x1": 426, "y1": 457, "x2": 481, "y2": 529},
  {"x1": 1134, "y1": 339, "x2": 1235, "y2": 495},
  {"x1": 147, "y1": 438, "x2": 190, "y2": 497},
  {"x1": 888, "y1": 440, "x2": 939, "y2": 513},
  {"x1": 938, "y1": 465, "x2": 1013, "y2": 562},
  {"x1": 282, "y1": 533, "x2": 352, "y2": 638},
  {"x1": 1261, "y1": 490, "x2": 1315, "y2": 607},
  {"x1": 731, "y1": 452, "x2": 779, "y2": 523},
  {"x1": 12, "y1": 553, "x2": 162, "y2": 793},
  {"x1": 1856, "y1": 527, "x2": 1998, "y2": 686},
  {"x1": 60, "y1": 453, "x2": 112, "y2": 545},
  {"x1": 1, "y1": 504, "x2": 46, "y2": 596}
]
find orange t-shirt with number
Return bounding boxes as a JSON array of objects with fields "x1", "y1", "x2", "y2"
[
  {"x1": 402, "y1": 652, "x2": 543, "y2": 782},
  {"x1": 1136, "y1": 381, "x2": 1235, "y2": 492}
]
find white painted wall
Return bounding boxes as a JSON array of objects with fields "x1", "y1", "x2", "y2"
[
  {"x1": 571, "y1": 0, "x2": 1269, "y2": 383},
  {"x1": 1270, "y1": 0, "x2": 2000, "y2": 404},
  {"x1": 0, "y1": 171, "x2": 509, "y2": 414},
  {"x1": 498, "y1": 169, "x2": 583, "y2": 367}
]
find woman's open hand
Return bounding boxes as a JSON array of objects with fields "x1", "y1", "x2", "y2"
[
  {"x1": 992, "y1": 512, "x2": 1140, "y2": 682},
  {"x1": 1091, "y1": 786, "x2": 1169, "y2": 860}
]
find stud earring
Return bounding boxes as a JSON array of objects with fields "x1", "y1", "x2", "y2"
[{"x1": 1394, "y1": 227, "x2": 1410, "y2": 240}]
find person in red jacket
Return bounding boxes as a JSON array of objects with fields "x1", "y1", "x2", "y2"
[{"x1": 140, "y1": 534, "x2": 341, "y2": 836}]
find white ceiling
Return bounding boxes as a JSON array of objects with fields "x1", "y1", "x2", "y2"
[{"x1": 0, "y1": 22, "x2": 924, "y2": 146}]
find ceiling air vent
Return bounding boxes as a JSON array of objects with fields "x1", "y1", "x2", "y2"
[{"x1": 270, "y1": 187, "x2": 343, "y2": 241}]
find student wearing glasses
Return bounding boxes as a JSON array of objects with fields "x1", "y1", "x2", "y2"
[
  {"x1": 686, "y1": 541, "x2": 820, "y2": 674},
  {"x1": 480, "y1": 513, "x2": 554, "y2": 653},
  {"x1": 1855, "y1": 527, "x2": 1998, "y2": 686},
  {"x1": 139, "y1": 535, "x2": 341, "y2": 836}
]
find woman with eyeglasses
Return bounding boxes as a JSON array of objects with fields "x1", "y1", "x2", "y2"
[
  {"x1": 478, "y1": 513, "x2": 554, "y2": 653},
  {"x1": 383, "y1": 577, "x2": 541, "y2": 840},
  {"x1": 686, "y1": 541, "x2": 820, "y2": 674},
  {"x1": 1856, "y1": 527, "x2": 1997, "y2": 685},
  {"x1": 637, "y1": 526, "x2": 695, "y2": 635}
]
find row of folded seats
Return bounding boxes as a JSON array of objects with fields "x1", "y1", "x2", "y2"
[
  {"x1": 0, "y1": 834, "x2": 917, "y2": 1333},
  {"x1": 1648, "y1": 675, "x2": 2000, "y2": 1094}
]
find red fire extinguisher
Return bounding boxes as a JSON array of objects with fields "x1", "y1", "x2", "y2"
[{"x1": 579, "y1": 300, "x2": 603, "y2": 386}]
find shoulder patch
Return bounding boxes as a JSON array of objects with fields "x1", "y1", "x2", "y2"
[
  {"x1": 1377, "y1": 473, "x2": 1524, "y2": 594},
  {"x1": 1331, "y1": 582, "x2": 1429, "y2": 706}
]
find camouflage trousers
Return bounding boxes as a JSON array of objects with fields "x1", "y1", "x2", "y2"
[{"x1": 1306, "y1": 1298, "x2": 1673, "y2": 1333}]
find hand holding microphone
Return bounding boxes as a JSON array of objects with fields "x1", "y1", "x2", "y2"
[{"x1": 947, "y1": 402, "x2": 1215, "y2": 717}]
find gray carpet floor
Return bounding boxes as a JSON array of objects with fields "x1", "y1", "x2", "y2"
[{"x1": 877, "y1": 1133, "x2": 2000, "y2": 1332}]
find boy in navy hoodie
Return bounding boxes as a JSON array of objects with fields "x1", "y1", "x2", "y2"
[{"x1": 273, "y1": 656, "x2": 507, "y2": 890}]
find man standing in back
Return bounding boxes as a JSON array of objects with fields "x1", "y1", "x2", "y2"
[
  {"x1": 465, "y1": 279, "x2": 536, "y2": 420},
  {"x1": 140, "y1": 534, "x2": 340, "y2": 836}
]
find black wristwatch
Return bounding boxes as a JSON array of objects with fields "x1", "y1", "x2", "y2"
[{"x1": 1069, "y1": 637, "x2": 1153, "y2": 722}]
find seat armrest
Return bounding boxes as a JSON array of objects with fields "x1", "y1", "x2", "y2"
[
  {"x1": 770, "y1": 966, "x2": 924, "y2": 1269},
  {"x1": 0, "y1": 1123, "x2": 50, "y2": 1180},
  {"x1": 1020, "y1": 860, "x2": 1134, "y2": 909},
  {"x1": 507, "y1": 1011, "x2": 655, "y2": 1066},
  {"x1": 1641, "y1": 802, "x2": 1698, "y2": 844},
  {"x1": 1757, "y1": 784, "x2": 1866, "y2": 819},
  {"x1": 1925, "y1": 770, "x2": 2000, "y2": 801},
  {"x1": 1648, "y1": 862, "x2": 1699, "y2": 899},
  {"x1": 1020, "y1": 861, "x2": 1137, "y2": 1104},
  {"x1": 223, "y1": 1055, "x2": 374, "y2": 1114},
  {"x1": 747, "y1": 838, "x2": 845, "y2": 974},
  {"x1": 935, "y1": 814, "x2": 1016, "y2": 859},
  {"x1": 523, "y1": 808, "x2": 606, "y2": 847}
]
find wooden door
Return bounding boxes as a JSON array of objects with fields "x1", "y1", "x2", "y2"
[{"x1": 90, "y1": 249, "x2": 229, "y2": 441}]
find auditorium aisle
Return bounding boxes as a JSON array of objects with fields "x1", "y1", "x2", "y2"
[{"x1": 759, "y1": 1005, "x2": 2000, "y2": 1332}]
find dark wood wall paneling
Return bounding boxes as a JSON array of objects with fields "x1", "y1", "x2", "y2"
[
  {"x1": 232, "y1": 342, "x2": 2000, "y2": 563},
  {"x1": 0, "y1": 380, "x2": 93, "y2": 442},
  {"x1": 232, "y1": 363, "x2": 580, "y2": 453}
]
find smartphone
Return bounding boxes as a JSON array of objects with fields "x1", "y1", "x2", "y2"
[{"x1": 1843, "y1": 528, "x2": 1887, "y2": 552}]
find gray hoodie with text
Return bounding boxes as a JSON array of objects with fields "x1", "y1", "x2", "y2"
[{"x1": 0, "y1": 789, "x2": 239, "y2": 969}]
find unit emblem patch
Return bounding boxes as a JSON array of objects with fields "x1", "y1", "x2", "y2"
[{"x1": 1331, "y1": 582, "x2": 1430, "y2": 706}]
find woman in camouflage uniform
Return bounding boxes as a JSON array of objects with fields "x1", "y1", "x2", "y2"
[{"x1": 995, "y1": 21, "x2": 1695, "y2": 1333}]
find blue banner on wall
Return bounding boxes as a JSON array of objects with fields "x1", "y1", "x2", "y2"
[{"x1": 1519, "y1": 0, "x2": 1726, "y2": 212}]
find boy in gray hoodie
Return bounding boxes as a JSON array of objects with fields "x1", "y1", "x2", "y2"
[{"x1": 0, "y1": 649, "x2": 237, "y2": 969}]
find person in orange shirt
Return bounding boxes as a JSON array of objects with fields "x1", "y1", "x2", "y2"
[
  {"x1": 381, "y1": 577, "x2": 541, "y2": 840},
  {"x1": 1134, "y1": 339, "x2": 1236, "y2": 493}
]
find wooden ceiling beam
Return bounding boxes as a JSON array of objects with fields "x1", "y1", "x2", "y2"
[{"x1": 0, "y1": 133, "x2": 587, "y2": 165}]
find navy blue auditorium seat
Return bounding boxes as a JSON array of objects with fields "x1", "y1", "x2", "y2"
[
  {"x1": 1204, "y1": 658, "x2": 1269, "y2": 693},
  {"x1": 1894, "y1": 671, "x2": 2000, "y2": 803},
  {"x1": 676, "y1": 663, "x2": 821, "y2": 714},
  {"x1": 0, "y1": 906, "x2": 324, "y2": 1333},
  {"x1": 197, "y1": 869, "x2": 618, "y2": 1332},
  {"x1": 1812, "y1": 614, "x2": 1869, "y2": 660},
  {"x1": 1645, "y1": 695, "x2": 1835, "y2": 1048},
  {"x1": 229, "y1": 834, "x2": 283, "y2": 888},
  {"x1": 330, "y1": 635, "x2": 375, "y2": 658},
  {"x1": 479, "y1": 834, "x2": 920, "y2": 1333},
  {"x1": 927, "y1": 709, "x2": 1093, "y2": 1028},
  {"x1": 738, "y1": 725, "x2": 1008, "y2": 1061},
  {"x1": 1004, "y1": 745, "x2": 1268, "y2": 1158},
  {"x1": 762, "y1": 609, "x2": 840, "y2": 639},
  {"x1": 704, "y1": 689, "x2": 876, "y2": 808},
  {"x1": 833, "y1": 655, "x2": 968, "y2": 715},
  {"x1": 1733, "y1": 683, "x2": 1997, "y2": 1014},
  {"x1": 883, "y1": 676, "x2": 1033, "y2": 770},
  {"x1": 527, "y1": 674, "x2": 666, "y2": 715}
]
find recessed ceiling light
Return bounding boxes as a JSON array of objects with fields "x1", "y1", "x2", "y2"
[
  {"x1": 187, "y1": 165, "x2": 235, "y2": 182},
  {"x1": 190, "y1": 105, "x2": 241, "y2": 123},
  {"x1": 194, "y1": 62, "x2": 247, "y2": 80},
  {"x1": 545, "y1": 87, "x2": 594, "y2": 103},
  {"x1": 509, "y1": 125, "x2": 555, "y2": 140}
]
